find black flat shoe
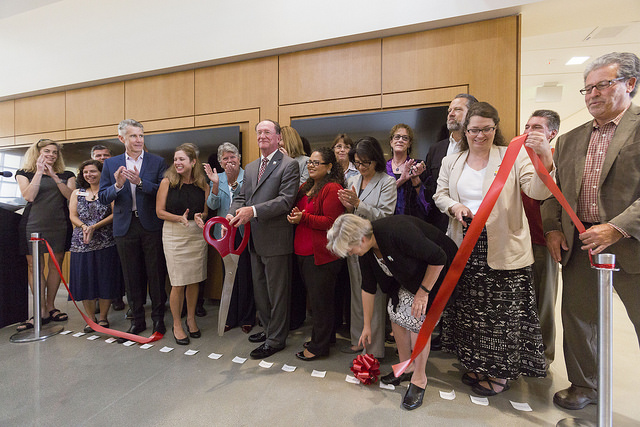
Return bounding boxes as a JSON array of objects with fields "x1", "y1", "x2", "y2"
[
  {"x1": 173, "y1": 327, "x2": 190, "y2": 346},
  {"x1": 295, "y1": 350, "x2": 322, "y2": 361},
  {"x1": 185, "y1": 321, "x2": 201, "y2": 338},
  {"x1": 248, "y1": 331, "x2": 266, "y2": 343},
  {"x1": 402, "y1": 383, "x2": 425, "y2": 410},
  {"x1": 116, "y1": 323, "x2": 146, "y2": 343},
  {"x1": 250, "y1": 343, "x2": 283, "y2": 359},
  {"x1": 381, "y1": 371, "x2": 413, "y2": 386}
]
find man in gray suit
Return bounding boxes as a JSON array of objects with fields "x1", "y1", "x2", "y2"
[
  {"x1": 228, "y1": 120, "x2": 299, "y2": 359},
  {"x1": 542, "y1": 52, "x2": 640, "y2": 410}
]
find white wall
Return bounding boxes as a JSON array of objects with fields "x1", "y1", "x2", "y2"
[{"x1": 0, "y1": 0, "x2": 537, "y2": 100}]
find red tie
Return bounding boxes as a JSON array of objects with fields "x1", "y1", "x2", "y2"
[{"x1": 257, "y1": 157, "x2": 268, "y2": 182}]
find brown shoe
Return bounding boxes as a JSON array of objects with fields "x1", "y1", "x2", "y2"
[{"x1": 553, "y1": 385, "x2": 597, "y2": 410}]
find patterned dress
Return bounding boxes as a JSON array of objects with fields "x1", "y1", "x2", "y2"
[
  {"x1": 68, "y1": 192, "x2": 123, "y2": 301},
  {"x1": 441, "y1": 227, "x2": 546, "y2": 379}
]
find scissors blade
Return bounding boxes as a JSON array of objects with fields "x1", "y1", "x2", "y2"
[{"x1": 218, "y1": 254, "x2": 240, "y2": 336}]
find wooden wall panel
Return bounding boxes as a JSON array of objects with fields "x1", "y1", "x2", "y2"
[
  {"x1": 14, "y1": 93, "x2": 65, "y2": 136},
  {"x1": 0, "y1": 136, "x2": 15, "y2": 147},
  {"x1": 125, "y1": 71, "x2": 194, "y2": 122},
  {"x1": 66, "y1": 82, "x2": 124, "y2": 130},
  {"x1": 0, "y1": 100, "x2": 14, "y2": 138},
  {"x1": 381, "y1": 86, "x2": 468, "y2": 109},
  {"x1": 195, "y1": 109, "x2": 261, "y2": 163},
  {"x1": 279, "y1": 96, "x2": 381, "y2": 125},
  {"x1": 383, "y1": 16, "x2": 519, "y2": 138},
  {"x1": 195, "y1": 57, "x2": 278, "y2": 119},
  {"x1": 15, "y1": 131, "x2": 66, "y2": 146},
  {"x1": 279, "y1": 40, "x2": 382, "y2": 105}
]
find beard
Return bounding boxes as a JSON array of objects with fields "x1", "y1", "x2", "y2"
[{"x1": 447, "y1": 120, "x2": 462, "y2": 132}]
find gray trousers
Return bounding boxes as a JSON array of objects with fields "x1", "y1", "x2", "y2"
[
  {"x1": 250, "y1": 252, "x2": 291, "y2": 349},
  {"x1": 561, "y1": 232, "x2": 640, "y2": 390},
  {"x1": 347, "y1": 254, "x2": 386, "y2": 358},
  {"x1": 531, "y1": 243, "x2": 559, "y2": 365}
]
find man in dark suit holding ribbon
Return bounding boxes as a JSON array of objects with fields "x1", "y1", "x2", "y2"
[
  {"x1": 542, "y1": 52, "x2": 640, "y2": 410},
  {"x1": 227, "y1": 119, "x2": 299, "y2": 359},
  {"x1": 99, "y1": 119, "x2": 168, "y2": 339}
]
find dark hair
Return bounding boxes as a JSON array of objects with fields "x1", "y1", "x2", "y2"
[
  {"x1": 389, "y1": 123, "x2": 414, "y2": 156},
  {"x1": 298, "y1": 147, "x2": 344, "y2": 200},
  {"x1": 453, "y1": 93, "x2": 478, "y2": 107},
  {"x1": 460, "y1": 102, "x2": 506, "y2": 151},
  {"x1": 530, "y1": 109, "x2": 561, "y2": 133},
  {"x1": 300, "y1": 136, "x2": 311, "y2": 157},
  {"x1": 331, "y1": 133, "x2": 353, "y2": 149},
  {"x1": 90, "y1": 144, "x2": 111, "y2": 157},
  {"x1": 349, "y1": 137, "x2": 386, "y2": 173},
  {"x1": 76, "y1": 159, "x2": 103, "y2": 189}
]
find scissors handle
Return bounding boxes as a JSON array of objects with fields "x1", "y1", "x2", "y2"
[{"x1": 203, "y1": 216, "x2": 250, "y2": 257}]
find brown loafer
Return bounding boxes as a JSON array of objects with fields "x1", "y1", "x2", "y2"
[{"x1": 553, "y1": 385, "x2": 597, "y2": 410}]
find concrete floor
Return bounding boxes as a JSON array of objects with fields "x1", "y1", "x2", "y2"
[{"x1": 1, "y1": 283, "x2": 639, "y2": 427}]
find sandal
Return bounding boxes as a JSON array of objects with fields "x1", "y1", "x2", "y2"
[
  {"x1": 49, "y1": 309, "x2": 68, "y2": 322},
  {"x1": 16, "y1": 318, "x2": 35, "y2": 332},
  {"x1": 84, "y1": 324, "x2": 94, "y2": 333},
  {"x1": 472, "y1": 378, "x2": 510, "y2": 396},
  {"x1": 462, "y1": 372, "x2": 487, "y2": 386},
  {"x1": 97, "y1": 320, "x2": 110, "y2": 328}
]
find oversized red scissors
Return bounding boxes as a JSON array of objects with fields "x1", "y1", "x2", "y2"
[{"x1": 203, "y1": 217, "x2": 250, "y2": 336}]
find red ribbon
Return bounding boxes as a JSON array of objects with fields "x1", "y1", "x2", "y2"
[
  {"x1": 351, "y1": 354, "x2": 381, "y2": 384},
  {"x1": 31, "y1": 237, "x2": 163, "y2": 344},
  {"x1": 393, "y1": 134, "x2": 595, "y2": 376}
]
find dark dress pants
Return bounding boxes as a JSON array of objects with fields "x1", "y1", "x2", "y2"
[
  {"x1": 115, "y1": 215, "x2": 167, "y2": 327},
  {"x1": 298, "y1": 255, "x2": 342, "y2": 356}
]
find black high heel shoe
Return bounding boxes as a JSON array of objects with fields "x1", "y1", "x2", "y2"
[
  {"x1": 185, "y1": 320, "x2": 201, "y2": 338},
  {"x1": 402, "y1": 383, "x2": 425, "y2": 410},
  {"x1": 173, "y1": 327, "x2": 190, "y2": 345}
]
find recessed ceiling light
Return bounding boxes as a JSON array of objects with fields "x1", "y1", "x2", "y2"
[{"x1": 566, "y1": 56, "x2": 590, "y2": 65}]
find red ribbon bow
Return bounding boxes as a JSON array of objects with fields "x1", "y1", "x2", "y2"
[{"x1": 351, "y1": 354, "x2": 380, "y2": 385}]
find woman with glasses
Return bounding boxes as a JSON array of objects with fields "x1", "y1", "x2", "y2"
[
  {"x1": 331, "y1": 133, "x2": 359, "y2": 182},
  {"x1": 386, "y1": 124, "x2": 430, "y2": 220},
  {"x1": 205, "y1": 142, "x2": 255, "y2": 334},
  {"x1": 287, "y1": 147, "x2": 345, "y2": 360},
  {"x1": 434, "y1": 102, "x2": 555, "y2": 396},
  {"x1": 337, "y1": 137, "x2": 397, "y2": 358}
]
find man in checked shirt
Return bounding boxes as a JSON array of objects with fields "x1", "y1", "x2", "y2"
[{"x1": 541, "y1": 52, "x2": 640, "y2": 410}]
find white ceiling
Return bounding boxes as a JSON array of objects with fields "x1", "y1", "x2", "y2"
[
  {"x1": 1, "y1": 0, "x2": 639, "y2": 137},
  {"x1": 519, "y1": 0, "x2": 640, "y2": 135}
]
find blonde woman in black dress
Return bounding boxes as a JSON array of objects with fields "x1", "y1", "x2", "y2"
[
  {"x1": 156, "y1": 143, "x2": 209, "y2": 345},
  {"x1": 15, "y1": 139, "x2": 76, "y2": 331}
]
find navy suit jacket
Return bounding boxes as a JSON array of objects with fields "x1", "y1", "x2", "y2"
[{"x1": 99, "y1": 152, "x2": 167, "y2": 237}]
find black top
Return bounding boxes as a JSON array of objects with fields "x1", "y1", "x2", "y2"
[
  {"x1": 165, "y1": 183, "x2": 205, "y2": 220},
  {"x1": 359, "y1": 215, "x2": 458, "y2": 309}
]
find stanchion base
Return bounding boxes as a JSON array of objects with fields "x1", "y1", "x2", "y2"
[
  {"x1": 10, "y1": 324, "x2": 64, "y2": 343},
  {"x1": 556, "y1": 418, "x2": 595, "y2": 427}
]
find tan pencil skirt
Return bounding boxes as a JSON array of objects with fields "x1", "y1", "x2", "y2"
[{"x1": 162, "y1": 220, "x2": 207, "y2": 287}]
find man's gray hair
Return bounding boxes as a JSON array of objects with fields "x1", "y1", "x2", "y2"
[
  {"x1": 118, "y1": 119, "x2": 144, "y2": 136},
  {"x1": 584, "y1": 52, "x2": 640, "y2": 98},
  {"x1": 217, "y1": 142, "x2": 241, "y2": 162},
  {"x1": 326, "y1": 214, "x2": 373, "y2": 258}
]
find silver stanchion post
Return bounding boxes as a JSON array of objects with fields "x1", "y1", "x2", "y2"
[
  {"x1": 10, "y1": 233, "x2": 63, "y2": 343},
  {"x1": 557, "y1": 253, "x2": 617, "y2": 427}
]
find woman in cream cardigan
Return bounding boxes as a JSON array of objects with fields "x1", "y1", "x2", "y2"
[{"x1": 434, "y1": 102, "x2": 555, "y2": 396}]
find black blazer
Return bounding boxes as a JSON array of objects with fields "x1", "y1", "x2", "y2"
[
  {"x1": 359, "y1": 215, "x2": 458, "y2": 309},
  {"x1": 424, "y1": 138, "x2": 450, "y2": 232}
]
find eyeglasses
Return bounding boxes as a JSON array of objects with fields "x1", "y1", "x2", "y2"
[
  {"x1": 466, "y1": 127, "x2": 496, "y2": 136},
  {"x1": 306, "y1": 160, "x2": 329, "y2": 167},
  {"x1": 354, "y1": 160, "x2": 372, "y2": 168},
  {"x1": 392, "y1": 134, "x2": 410, "y2": 142},
  {"x1": 333, "y1": 144, "x2": 351, "y2": 151},
  {"x1": 579, "y1": 77, "x2": 625, "y2": 95}
]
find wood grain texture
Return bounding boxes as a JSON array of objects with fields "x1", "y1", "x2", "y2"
[
  {"x1": 125, "y1": 71, "x2": 195, "y2": 121},
  {"x1": 66, "y1": 83, "x2": 124, "y2": 130},
  {"x1": 15, "y1": 93, "x2": 65, "y2": 136}
]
